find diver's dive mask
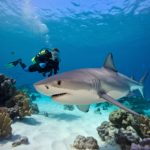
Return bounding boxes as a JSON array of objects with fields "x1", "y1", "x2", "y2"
[{"x1": 52, "y1": 51, "x2": 60, "y2": 58}]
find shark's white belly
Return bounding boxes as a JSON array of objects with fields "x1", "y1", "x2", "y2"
[
  {"x1": 49, "y1": 81, "x2": 130, "y2": 105},
  {"x1": 107, "y1": 90, "x2": 129, "y2": 100},
  {"x1": 52, "y1": 89, "x2": 105, "y2": 105}
]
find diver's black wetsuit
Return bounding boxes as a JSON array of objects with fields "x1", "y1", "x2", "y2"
[{"x1": 19, "y1": 51, "x2": 59, "y2": 76}]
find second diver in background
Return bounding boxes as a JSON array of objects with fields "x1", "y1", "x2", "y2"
[{"x1": 5, "y1": 48, "x2": 61, "y2": 77}]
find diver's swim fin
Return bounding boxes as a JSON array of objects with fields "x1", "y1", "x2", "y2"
[{"x1": 5, "y1": 59, "x2": 22, "y2": 69}]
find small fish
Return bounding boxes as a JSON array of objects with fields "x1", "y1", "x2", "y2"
[{"x1": 11, "y1": 52, "x2": 14, "y2": 55}]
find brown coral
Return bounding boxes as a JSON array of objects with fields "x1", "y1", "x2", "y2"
[
  {"x1": 109, "y1": 109, "x2": 150, "y2": 139},
  {"x1": 4, "y1": 105, "x2": 19, "y2": 120},
  {"x1": 71, "y1": 135, "x2": 99, "y2": 150},
  {"x1": 0, "y1": 113, "x2": 12, "y2": 137},
  {"x1": 5, "y1": 87, "x2": 30, "y2": 108},
  {"x1": 13, "y1": 94, "x2": 24, "y2": 101},
  {"x1": 133, "y1": 115, "x2": 150, "y2": 138},
  {"x1": 109, "y1": 109, "x2": 133, "y2": 129},
  {"x1": 19, "y1": 98, "x2": 32, "y2": 118},
  {"x1": 0, "y1": 74, "x2": 16, "y2": 101},
  {"x1": 0, "y1": 108, "x2": 8, "y2": 114}
]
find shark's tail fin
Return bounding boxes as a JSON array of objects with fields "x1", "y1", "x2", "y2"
[{"x1": 138, "y1": 70, "x2": 149, "y2": 99}]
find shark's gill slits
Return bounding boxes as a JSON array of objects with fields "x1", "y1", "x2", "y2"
[
  {"x1": 97, "y1": 80, "x2": 101, "y2": 91},
  {"x1": 91, "y1": 79, "x2": 100, "y2": 94},
  {"x1": 91, "y1": 80, "x2": 94, "y2": 94},
  {"x1": 94, "y1": 79, "x2": 97, "y2": 91},
  {"x1": 51, "y1": 93, "x2": 67, "y2": 98}
]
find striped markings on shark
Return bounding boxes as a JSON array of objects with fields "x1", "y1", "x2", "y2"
[{"x1": 34, "y1": 53, "x2": 149, "y2": 117}]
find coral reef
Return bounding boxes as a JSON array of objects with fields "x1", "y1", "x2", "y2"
[
  {"x1": 71, "y1": 135, "x2": 99, "y2": 150},
  {"x1": 19, "y1": 98, "x2": 32, "y2": 118},
  {"x1": 104, "y1": 102, "x2": 110, "y2": 107},
  {"x1": 118, "y1": 96, "x2": 150, "y2": 110},
  {"x1": 36, "y1": 95, "x2": 41, "y2": 98},
  {"x1": 5, "y1": 86, "x2": 30, "y2": 108},
  {"x1": 109, "y1": 109, "x2": 150, "y2": 139},
  {"x1": 103, "y1": 106, "x2": 108, "y2": 110},
  {"x1": 132, "y1": 115, "x2": 150, "y2": 138},
  {"x1": 118, "y1": 97, "x2": 126, "y2": 103},
  {"x1": 2, "y1": 97, "x2": 32, "y2": 120},
  {"x1": 0, "y1": 74, "x2": 16, "y2": 105},
  {"x1": 94, "y1": 108, "x2": 101, "y2": 114},
  {"x1": 95, "y1": 102, "x2": 111, "y2": 108},
  {"x1": 12, "y1": 136, "x2": 28, "y2": 147},
  {"x1": 95, "y1": 103, "x2": 101, "y2": 107},
  {"x1": 30, "y1": 94, "x2": 41, "y2": 101},
  {"x1": 31, "y1": 94, "x2": 36, "y2": 101},
  {"x1": 1, "y1": 86, "x2": 32, "y2": 119},
  {"x1": 130, "y1": 143, "x2": 150, "y2": 150},
  {"x1": 114, "y1": 127, "x2": 140, "y2": 150},
  {"x1": 0, "y1": 112, "x2": 13, "y2": 141},
  {"x1": 132, "y1": 108, "x2": 145, "y2": 115},
  {"x1": 4, "y1": 105, "x2": 19, "y2": 120},
  {"x1": 109, "y1": 109, "x2": 133, "y2": 129},
  {"x1": 121, "y1": 101, "x2": 133, "y2": 109},
  {"x1": 30, "y1": 103, "x2": 39, "y2": 114},
  {"x1": 140, "y1": 138, "x2": 150, "y2": 147},
  {"x1": 130, "y1": 138, "x2": 150, "y2": 149},
  {"x1": 17, "y1": 83, "x2": 32, "y2": 93},
  {"x1": 0, "y1": 108, "x2": 8, "y2": 114},
  {"x1": 64, "y1": 105, "x2": 74, "y2": 111},
  {"x1": 106, "y1": 109, "x2": 150, "y2": 149},
  {"x1": 44, "y1": 112, "x2": 49, "y2": 117},
  {"x1": 97, "y1": 121, "x2": 118, "y2": 141}
]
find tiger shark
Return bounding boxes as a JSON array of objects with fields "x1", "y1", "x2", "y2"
[{"x1": 34, "y1": 53, "x2": 149, "y2": 116}]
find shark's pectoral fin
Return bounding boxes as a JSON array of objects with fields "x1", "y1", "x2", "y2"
[
  {"x1": 76, "y1": 105, "x2": 90, "y2": 113},
  {"x1": 100, "y1": 94, "x2": 140, "y2": 116}
]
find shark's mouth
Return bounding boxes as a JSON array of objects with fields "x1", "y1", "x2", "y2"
[{"x1": 51, "y1": 93, "x2": 67, "y2": 98}]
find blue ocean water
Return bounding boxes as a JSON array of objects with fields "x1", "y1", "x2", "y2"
[
  {"x1": 0, "y1": 0, "x2": 150, "y2": 149},
  {"x1": 0, "y1": 0, "x2": 150, "y2": 98}
]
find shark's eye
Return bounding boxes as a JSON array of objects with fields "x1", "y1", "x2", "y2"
[
  {"x1": 45, "y1": 86, "x2": 49, "y2": 89},
  {"x1": 57, "y1": 80, "x2": 61, "y2": 85}
]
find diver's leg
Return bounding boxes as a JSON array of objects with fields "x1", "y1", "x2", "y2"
[
  {"x1": 18, "y1": 60, "x2": 30, "y2": 72},
  {"x1": 19, "y1": 61, "x2": 26, "y2": 69},
  {"x1": 5, "y1": 59, "x2": 22, "y2": 69},
  {"x1": 19, "y1": 60, "x2": 41, "y2": 73},
  {"x1": 28, "y1": 64, "x2": 39, "y2": 72},
  {"x1": 48, "y1": 70, "x2": 53, "y2": 77},
  {"x1": 23, "y1": 64, "x2": 39, "y2": 73}
]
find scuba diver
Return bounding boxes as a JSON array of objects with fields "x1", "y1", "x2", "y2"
[{"x1": 5, "y1": 48, "x2": 61, "y2": 77}]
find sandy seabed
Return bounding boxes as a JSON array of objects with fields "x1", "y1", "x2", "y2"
[{"x1": 0, "y1": 94, "x2": 121, "y2": 150}]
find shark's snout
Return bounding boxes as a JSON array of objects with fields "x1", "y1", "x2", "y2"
[
  {"x1": 33, "y1": 83, "x2": 68, "y2": 98},
  {"x1": 33, "y1": 84, "x2": 51, "y2": 96}
]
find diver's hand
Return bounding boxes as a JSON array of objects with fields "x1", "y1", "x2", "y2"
[{"x1": 39, "y1": 63, "x2": 46, "y2": 68}]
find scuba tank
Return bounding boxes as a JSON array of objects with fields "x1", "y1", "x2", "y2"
[{"x1": 31, "y1": 48, "x2": 52, "y2": 64}]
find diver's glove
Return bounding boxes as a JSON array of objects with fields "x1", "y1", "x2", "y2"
[{"x1": 39, "y1": 63, "x2": 46, "y2": 68}]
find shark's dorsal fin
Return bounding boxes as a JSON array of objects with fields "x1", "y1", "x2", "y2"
[
  {"x1": 103, "y1": 53, "x2": 117, "y2": 72},
  {"x1": 131, "y1": 75, "x2": 135, "y2": 80}
]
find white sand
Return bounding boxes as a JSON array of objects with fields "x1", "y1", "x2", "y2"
[{"x1": 0, "y1": 94, "x2": 121, "y2": 150}]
